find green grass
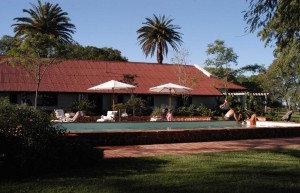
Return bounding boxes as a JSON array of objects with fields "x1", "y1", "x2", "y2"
[{"x1": 0, "y1": 148, "x2": 299, "y2": 193}]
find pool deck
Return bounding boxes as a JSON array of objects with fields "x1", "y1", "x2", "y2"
[{"x1": 100, "y1": 137, "x2": 300, "y2": 159}]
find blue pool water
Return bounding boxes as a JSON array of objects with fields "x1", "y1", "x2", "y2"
[{"x1": 54, "y1": 121, "x2": 243, "y2": 132}]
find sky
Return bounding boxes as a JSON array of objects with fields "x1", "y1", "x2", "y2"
[{"x1": 0, "y1": 0, "x2": 275, "y2": 70}]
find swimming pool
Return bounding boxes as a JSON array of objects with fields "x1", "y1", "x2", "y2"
[
  {"x1": 55, "y1": 121, "x2": 244, "y2": 132},
  {"x1": 57, "y1": 121, "x2": 300, "y2": 146}
]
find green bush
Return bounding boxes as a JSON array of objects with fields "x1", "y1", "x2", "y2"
[
  {"x1": 195, "y1": 104, "x2": 214, "y2": 116},
  {"x1": 151, "y1": 105, "x2": 168, "y2": 117},
  {"x1": 114, "y1": 97, "x2": 147, "y2": 116},
  {"x1": 67, "y1": 99, "x2": 97, "y2": 115},
  {"x1": 0, "y1": 103, "x2": 102, "y2": 177},
  {"x1": 173, "y1": 104, "x2": 213, "y2": 116},
  {"x1": 265, "y1": 108, "x2": 281, "y2": 121}
]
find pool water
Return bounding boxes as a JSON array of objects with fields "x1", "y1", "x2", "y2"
[{"x1": 55, "y1": 121, "x2": 244, "y2": 132}]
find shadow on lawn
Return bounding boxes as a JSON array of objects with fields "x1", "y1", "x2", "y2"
[
  {"x1": 1, "y1": 149, "x2": 299, "y2": 193},
  {"x1": 1, "y1": 157, "x2": 169, "y2": 181},
  {"x1": 269, "y1": 147, "x2": 300, "y2": 158}
]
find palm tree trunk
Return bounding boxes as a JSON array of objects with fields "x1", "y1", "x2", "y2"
[{"x1": 157, "y1": 44, "x2": 163, "y2": 64}]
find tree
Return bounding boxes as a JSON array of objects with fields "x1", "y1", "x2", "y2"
[
  {"x1": 7, "y1": 0, "x2": 76, "y2": 108},
  {"x1": 244, "y1": 0, "x2": 300, "y2": 109},
  {"x1": 7, "y1": 32, "x2": 61, "y2": 109},
  {"x1": 0, "y1": 35, "x2": 18, "y2": 56},
  {"x1": 204, "y1": 40, "x2": 238, "y2": 94},
  {"x1": 260, "y1": 40, "x2": 300, "y2": 110},
  {"x1": 54, "y1": 43, "x2": 128, "y2": 61},
  {"x1": 137, "y1": 14, "x2": 183, "y2": 64},
  {"x1": 239, "y1": 63, "x2": 266, "y2": 74},
  {"x1": 12, "y1": 0, "x2": 76, "y2": 44},
  {"x1": 171, "y1": 49, "x2": 199, "y2": 106},
  {"x1": 244, "y1": 0, "x2": 299, "y2": 52},
  {"x1": 120, "y1": 74, "x2": 138, "y2": 86}
]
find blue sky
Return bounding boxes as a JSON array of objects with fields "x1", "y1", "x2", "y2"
[{"x1": 0, "y1": 0, "x2": 274, "y2": 70}]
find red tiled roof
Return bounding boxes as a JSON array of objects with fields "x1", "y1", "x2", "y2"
[{"x1": 0, "y1": 58, "x2": 245, "y2": 96}]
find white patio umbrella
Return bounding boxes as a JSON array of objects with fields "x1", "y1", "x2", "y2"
[
  {"x1": 149, "y1": 83, "x2": 192, "y2": 107},
  {"x1": 88, "y1": 80, "x2": 136, "y2": 110}
]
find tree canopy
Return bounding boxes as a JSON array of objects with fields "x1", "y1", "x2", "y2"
[
  {"x1": 53, "y1": 43, "x2": 128, "y2": 61},
  {"x1": 12, "y1": 0, "x2": 76, "y2": 44},
  {"x1": 244, "y1": 0, "x2": 299, "y2": 52},
  {"x1": 137, "y1": 14, "x2": 183, "y2": 64},
  {"x1": 205, "y1": 40, "x2": 238, "y2": 93}
]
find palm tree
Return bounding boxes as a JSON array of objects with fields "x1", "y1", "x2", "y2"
[
  {"x1": 137, "y1": 14, "x2": 183, "y2": 64},
  {"x1": 12, "y1": 0, "x2": 76, "y2": 44}
]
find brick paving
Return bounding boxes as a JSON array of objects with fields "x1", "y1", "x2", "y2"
[{"x1": 100, "y1": 137, "x2": 300, "y2": 158}]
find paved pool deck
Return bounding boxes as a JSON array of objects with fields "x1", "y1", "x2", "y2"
[{"x1": 100, "y1": 137, "x2": 300, "y2": 158}]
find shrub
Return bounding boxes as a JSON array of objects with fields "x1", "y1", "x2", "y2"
[
  {"x1": 114, "y1": 97, "x2": 147, "y2": 116},
  {"x1": 173, "y1": 104, "x2": 213, "y2": 116},
  {"x1": 67, "y1": 99, "x2": 97, "y2": 115},
  {"x1": 151, "y1": 105, "x2": 168, "y2": 116},
  {"x1": 0, "y1": 103, "x2": 102, "y2": 177}
]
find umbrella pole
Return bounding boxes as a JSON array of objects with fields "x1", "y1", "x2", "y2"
[
  {"x1": 112, "y1": 88, "x2": 115, "y2": 111},
  {"x1": 169, "y1": 89, "x2": 172, "y2": 108}
]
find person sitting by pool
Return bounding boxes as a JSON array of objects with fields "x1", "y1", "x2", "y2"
[
  {"x1": 237, "y1": 110, "x2": 249, "y2": 123},
  {"x1": 237, "y1": 110, "x2": 249, "y2": 125},
  {"x1": 166, "y1": 108, "x2": 174, "y2": 121},
  {"x1": 223, "y1": 108, "x2": 238, "y2": 121},
  {"x1": 161, "y1": 108, "x2": 168, "y2": 121},
  {"x1": 248, "y1": 113, "x2": 257, "y2": 126},
  {"x1": 150, "y1": 108, "x2": 168, "y2": 122}
]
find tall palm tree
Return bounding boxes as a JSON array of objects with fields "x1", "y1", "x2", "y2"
[
  {"x1": 137, "y1": 14, "x2": 183, "y2": 64},
  {"x1": 12, "y1": 0, "x2": 76, "y2": 44}
]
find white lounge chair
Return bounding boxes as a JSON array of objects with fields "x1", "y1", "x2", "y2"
[
  {"x1": 64, "y1": 111, "x2": 84, "y2": 122},
  {"x1": 97, "y1": 111, "x2": 118, "y2": 122},
  {"x1": 52, "y1": 109, "x2": 65, "y2": 122},
  {"x1": 52, "y1": 110, "x2": 83, "y2": 122}
]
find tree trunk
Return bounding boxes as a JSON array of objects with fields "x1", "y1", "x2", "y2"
[
  {"x1": 157, "y1": 44, "x2": 163, "y2": 64},
  {"x1": 34, "y1": 63, "x2": 42, "y2": 109}
]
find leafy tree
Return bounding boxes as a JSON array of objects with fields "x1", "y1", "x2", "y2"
[
  {"x1": 260, "y1": 41, "x2": 300, "y2": 110},
  {"x1": 120, "y1": 73, "x2": 138, "y2": 86},
  {"x1": 6, "y1": 0, "x2": 76, "y2": 108},
  {"x1": 12, "y1": 0, "x2": 76, "y2": 44},
  {"x1": 7, "y1": 32, "x2": 61, "y2": 109},
  {"x1": 137, "y1": 14, "x2": 183, "y2": 64},
  {"x1": 237, "y1": 63, "x2": 266, "y2": 92},
  {"x1": 244, "y1": 0, "x2": 299, "y2": 52},
  {"x1": 239, "y1": 63, "x2": 266, "y2": 74},
  {"x1": 0, "y1": 35, "x2": 18, "y2": 56},
  {"x1": 54, "y1": 43, "x2": 128, "y2": 61},
  {"x1": 204, "y1": 40, "x2": 238, "y2": 94},
  {"x1": 244, "y1": 0, "x2": 300, "y2": 109}
]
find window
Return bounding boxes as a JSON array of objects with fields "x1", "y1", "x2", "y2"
[
  {"x1": 139, "y1": 94, "x2": 154, "y2": 106},
  {"x1": 37, "y1": 93, "x2": 57, "y2": 106}
]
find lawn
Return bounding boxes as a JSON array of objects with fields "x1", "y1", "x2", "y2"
[{"x1": 0, "y1": 148, "x2": 299, "y2": 193}]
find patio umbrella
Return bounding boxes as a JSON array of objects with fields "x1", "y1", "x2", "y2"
[
  {"x1": 88, "y1": 80, "x2": 136, "y2": 110},
  {"x1": 149, "y1": 83, "x2": 192, "y2": 107}
]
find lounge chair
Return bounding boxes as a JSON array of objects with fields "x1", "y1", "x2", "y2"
[
  {"x1": 119, "y1": 109, "x2": 128, "y2": 118},
  {"x1": 150, "y1": 116, "x2": 163, "y2": 122},
  {"x1": 281, "y1": 110, "x2": 293, "y2": 122},
  {"x1": 52, "y1": 109, "x2": 65, "y2": 122},
  {"x1": 52, "y1": 110, "x2": 83, "y2": 122},
  {"x1": 64, "y1": 111, "x2": 84, "y2": 122},
  {"x1": 97, "y1": 111, "x2": 118, "y2": 122}
]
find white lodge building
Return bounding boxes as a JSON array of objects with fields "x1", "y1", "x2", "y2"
[{"x1": 0, "y1": 57, "x2": 246, "y2": 114}]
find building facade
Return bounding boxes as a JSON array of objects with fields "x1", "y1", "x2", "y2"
[{"x1": 0, "y1": 58, "x2": 246, "y2": 113}]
